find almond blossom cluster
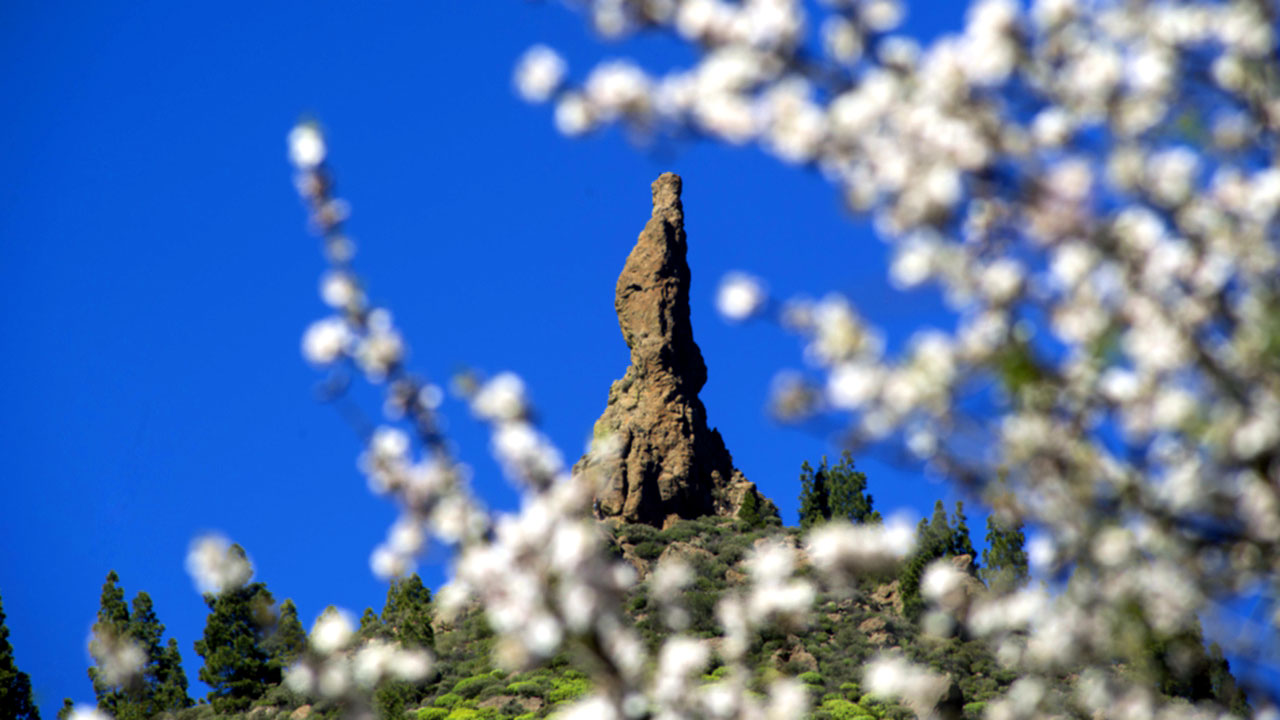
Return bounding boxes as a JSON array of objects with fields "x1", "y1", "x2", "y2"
[{"x1": 517, "y1": 0, "x2": 1280, "y2": 715}]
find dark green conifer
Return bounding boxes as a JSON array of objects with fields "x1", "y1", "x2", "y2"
[
  {"x1": 56, "y1": 699, "x2": 74, "y2": 720},
  {"x1": 153, "y1": 638, "x2": 192, "y2": 713},
  {"x1": 128, "y1": 591, "x2": 192, "y2": 716},
  {"x1": 267, "y1": 599, "x2": 308, "y2": 666},
  {"x1": 0, "y1": 593, "x2": 41, "y2": 720},
  {"x1": 88, "y1": 572, "x2": 133, "y2": 717},
  {"x1": 799, "y1": 453, "x2": 878, "y2": 529},
  {"x1": 381, "y1": 575, "x2": 433, "y2": 649},
  {"x1": 736, "y1": 488, "x2": 765, "y2": 529},
  {"x1": 358, "y1": 607, "x2": 383, "y2": 641},
  {"x1": 87, "y1": 575, "x2": 191, "y2": 719},
  {"x1": 798, "y1": 459, "x2": 831, "y2": 529},
  {"x1": 193, "y1": 548, "x2": 282, "y2": 713},
  {"x1": 825, "y1": 451, "x2": 880, "y2": 525},
  {"x1": 1207, "y1": 643, "x2": 1250, "y2": 716},
  {"x1": 949, "y1": 502, "x2": 977, "y2": 564},
  {"x1": 900, "y1": 501, "x2": 978, "y2": 618},
  {"x1": 981, "y1": 516, "x2": 1028, "y2": 593}
]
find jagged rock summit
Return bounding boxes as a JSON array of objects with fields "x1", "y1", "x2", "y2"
[{"x1": 577, "y1": 172, "x2": 776, "y2": 527}]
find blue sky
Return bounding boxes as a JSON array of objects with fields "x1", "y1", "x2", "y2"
[{"x1": 0, "y1": 1, "x2": 1033, "y2": 714}]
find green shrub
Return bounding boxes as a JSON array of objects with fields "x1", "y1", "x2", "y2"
[
  {"x1": 417, "y1": 709, "x2": 449, "y2": 720},
  {"x1": 506, "y1": 680, "x2": 549, "y2": 698},
  {"x1": 659, "y1": 522, "x2": 700, "y2": 544},
  {"x1": 798, "y1": 671, "x2": 824, "y2": 686},
  {"x1": 816, "y1": 697, "x2": 871, "y2": 720},
  {"x1": 434, "y1": 693, "x2": 463, "y2": 708},
  {"x1": 633, "y1": 541, "x2": 663, "y2": 560},
  {"x1": 620, "y1": 524, "x2": 657, "y2": 544},
  {"x1": 548, "y1": 675, "x2": 591, "y2": 704},
  {"x1": 963, "y1": 702, "x2": 987, "y2": 720},
  {"x1": 453, "y1": 675, "x2": 498, "y2": 699},
  {"x1": 839, "y1": 682, "x2": 862, "y2": 699}
]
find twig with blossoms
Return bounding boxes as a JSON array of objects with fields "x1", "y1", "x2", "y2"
[{"x1": 517, "y1": 0, "x2": 1280, "y2": 713}]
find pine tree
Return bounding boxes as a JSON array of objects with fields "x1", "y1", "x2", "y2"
[
  {"x1": 736, "y1": 488, "x2": 765, "y2": 529},
  {"x1": 1207, "y1": 643, "x2": 1250, "y2": 716},
  {"x1": 949, "y1": 501, "x2": 977, "y2": 566},
  {"x1": 381, "y1": 575, "x2": 433, "y2": 650},
  {"x1": 799, "y1": 453, "x2": 878, "y2": 529},
  {"x1": 899, "y1": 501, "x2": 979, "y2": 618},
  {"x1": 0, "y1": 593, "x2": 41, "y2": 720},
  {"x1": 153, "y1": 638, "x2": 192, "y2": 713},
  {"x1": 358, "y1": 607, "x2": 384, "y2": 642},
  {"x1": 194, "y1": 549, "x2": 282, "y2": 714},
  {"x1": 127, "y1": 591, "x2": 191, "y2": 717},
  {"x1": 267, "y1": 599, "x2": 307, "y2": 667},
  {"x1": 88, "y1": 571, "x2": 133, "y2": 717},
  {"x1": 825, "y1": 451, "x2": 880, "y2": 525},
  {"x1": 797, "y1": 459, "x2": 831, "y2": 529},
  {"x1": 87, "y1": 575, "x2": 191, "y2": 720},
  {"x1": 981, "y1": 516, "x2": 1028, "y2": 593},
  {"x1": 56, "y1": 699, "x2": 74, "y2": 720}
]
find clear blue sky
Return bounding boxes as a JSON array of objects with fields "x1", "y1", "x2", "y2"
[{"x1": 1, "y1": 1, "x2": 1032, "y2": 714}]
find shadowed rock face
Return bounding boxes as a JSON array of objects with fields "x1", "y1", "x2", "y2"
[{"x1": 576, "y1": 173, "x2": 774, "y2": 527}]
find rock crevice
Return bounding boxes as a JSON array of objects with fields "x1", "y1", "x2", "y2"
[{"x1": 577, "y1": 173, "x2": 774, "y2": 527}]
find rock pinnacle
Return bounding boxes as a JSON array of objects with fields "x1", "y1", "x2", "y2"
[{"x1": 577, "y1": 173, "x2": 775, "y2": 527}]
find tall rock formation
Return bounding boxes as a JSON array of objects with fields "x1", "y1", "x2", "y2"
[{"x1": 577, "y1": 173, "x2": 776, "y2": 527}]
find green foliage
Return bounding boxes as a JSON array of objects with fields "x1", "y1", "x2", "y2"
[
  {"x1": 359, "y1": 606, "x2": 383, "y2": 640},
  {"x1": 267, "y1": 598, "x2": 308, "y2": 666},
  {"x1": 193, "y1": 565, "x2": 282, "y2": 713},
  {"x1": 799, "y1": 452, "x2": 879, "y2": 529},
  {"x1": 505, "y1": 679, "x2": 549, "y2": 697},
  {"x1": 1207, "y1": 643, "x2": 1251, "y2": 717},
  {"x1": 547, "y1": 673, "x2": 590, "y2": 704},
  {"x1": 963, "y1": 702, "x2": 987, "y2": 719},
  {"x1": 434, "y1": 692, "x2": 463, "y2": 708},
  {"x1": 452, "y1": 674, "x2": 499, "y2": 700},
  {"x1": 619, "y1": 524, "x2": 658, "y2": 545},
  {"x1": 815, "y1": 697, "x2": 875, "y2": 720},
  {"x1": 657, "y1": 520, "x2": 702, "y2": 544},
  {"x1": 88, "y1": 573, "x2": 191, "y2": 719},
  {"x1": 633, "y1": 540, "x2": 664, "y2": 560},
  {"x1": 88, "y1": 571, "x2": 132, "y2": 716},
  {"x1": 899, "y1": 501, "x2": 978, "y2": 619},
  {"x1": 417, "y1": 708, "x2": 449, "y2": 720},
  {"x1": 798, "y1": 671, "x2": 824, "y2": 686},
  {"x1": 737, "y1": 488, "x2": 766, "y2": 529},
  {"x1": 375, "y1": 679, "x2": 421, "y2": 720},
  {"x1": 980, "y1": 516, "x2": 1028, "y2": 593},
  {"x1": 0, "y1": 593, "x2": 40, "y2": 720},
  {"x1": 383, "y1": 574, "x2": 434, "y2": 650},
  {"x1": 57, "y1": 699, "x2": 74, "y2": 720},
  {"x1": 798, "y1": 459, "x2": 831, "y2": 529}
]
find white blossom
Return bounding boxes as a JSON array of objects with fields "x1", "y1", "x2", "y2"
[
  {"x1": 185, "y1": 533, "x2": 252, "y2": 594},
  {"x1": 515, "y1": 45, "x2": 567, "y2": 103}
]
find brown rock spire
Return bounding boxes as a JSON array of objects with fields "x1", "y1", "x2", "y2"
[{"x1": 577, "y1": 173, "x2": 775, "y2": 527}]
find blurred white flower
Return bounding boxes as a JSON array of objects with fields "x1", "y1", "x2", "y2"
[
  {"x1": 302, "y1": 317, "x2": 351, "y2": 365},
  {"x1": 288, "y1": 122, "x2": 326, "y2": 170},
  {"x1": 67, "y1": 707, "x2": 113, "y2": 720},
  {"x1": 716, "y1": 272, "x2": 766, "y2": 321},
  {"x1": 472, "y1": 372, "x2": 528, "y2": 421},
  {"x1": 555, "y1": 93, "x2": 594, "y2": 136},
  {"x1": 185, "y1": 533, "x2": 252, "y2": 594},
  {"x1": 311, "y1": 607, "x2": 356, "y2": 654},
  {"x1": 515, "y1": 45, "x2": 567, "y2": 103}
]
